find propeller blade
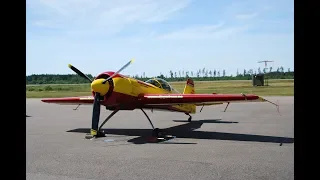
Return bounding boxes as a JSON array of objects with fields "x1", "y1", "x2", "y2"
[
  {"x1": 91, "y1": 92, "x2": 101, "y2": 135},
  {"x1": 102, "y1": 59, "x2": 134, "y2": 84},
  {"x1": 68, "y1": 64, "x2": 93, "y2": 83}
]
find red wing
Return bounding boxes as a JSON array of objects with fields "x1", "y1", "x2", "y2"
[
  {"x1": 41, "y1": 96, "x2": 94, "y2": 105},
  {"x1": 140, "y1": 94, "x2": 266, "y2": 105}
]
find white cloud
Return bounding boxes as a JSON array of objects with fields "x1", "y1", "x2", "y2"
[
  {"x1": 27, "y1": 0, "x2": 192, "y2": 36},
  {"x1": 235, "y1": 12, "x2": 258, "y2": 20},
  {"x1": 155, "y1": 22, "x2": 249, "y2": 40}
]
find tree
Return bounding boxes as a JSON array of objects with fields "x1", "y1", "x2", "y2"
[
  {"x1": 157, "y1": 73, "x2": 165, "y2": 79},
  {"x1": 280, "y1": 66, "x2": 284, "y2": 72},
  {"x1": 258, "y1": 67, "x2": 261, "y2": 74},
  {"x1": 26, "y1": 66, "x2": 294, "y2": 85},
  {"x1": 169, "y1": 70, "x2": 173, "y2": 78},
  {"x1": 204, "y1": 70, "x2": 208, "y2": 77},
  {"x1": 243, "y1": 69, "x2": 246, "y2": 76},
  {"x1": 191, "y1": 71, "x2": 194, "y2": 77}
]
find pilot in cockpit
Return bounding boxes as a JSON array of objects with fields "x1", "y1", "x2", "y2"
[{"x1": 145, "y1": 78, "x2": 172, "y2": 92}]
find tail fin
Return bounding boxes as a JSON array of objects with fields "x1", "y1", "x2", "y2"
[
  {"x1": 183, "y1": 78, "x2": 195, "y2": 94},
  {"x1": 183, "y1": 78, "x2": 196, "y2": 113}
]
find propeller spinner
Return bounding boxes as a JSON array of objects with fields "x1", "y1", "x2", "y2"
[{"x1": 68, "y1": 59, "x2": 134, "y2": 138}]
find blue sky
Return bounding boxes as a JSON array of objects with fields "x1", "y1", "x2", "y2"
[{"x1": 26, "y1": 0, "x2": 293, "y2": 77}]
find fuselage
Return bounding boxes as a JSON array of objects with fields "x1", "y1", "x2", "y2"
[{"x1": 94, "y1": 72, "x2": 194, "y2": 113}]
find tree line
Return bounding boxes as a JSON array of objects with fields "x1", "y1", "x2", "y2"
[{"x1": 26, "y1": 66, "x2": 293, "y2": 84}]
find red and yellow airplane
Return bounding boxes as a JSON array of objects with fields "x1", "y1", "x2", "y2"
[{"x1": 42, "y1": 59, "x2": 279, "y2": 139}]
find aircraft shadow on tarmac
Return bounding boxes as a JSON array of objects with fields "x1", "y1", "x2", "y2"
[{"x1": 67, "y1": 119, "x2": 294, "y2": 145}]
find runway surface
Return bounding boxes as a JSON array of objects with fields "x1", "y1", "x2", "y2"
[{"x1": 26, "y1": 96, "x2": 294, "y2": 180}]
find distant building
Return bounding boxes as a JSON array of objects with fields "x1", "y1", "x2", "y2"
[{"x1": 252, "y1": 74, "x2": 265, "y2": 86}]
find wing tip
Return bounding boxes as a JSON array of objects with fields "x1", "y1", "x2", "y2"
[
  {"x1": 258, "y1": 96, "x2": 267, "y2": 102},
  {"x1": 41, "y1": 99, "x2": 48, "y2": 103}
]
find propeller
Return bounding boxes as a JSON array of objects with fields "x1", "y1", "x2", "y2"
[
  {"x1": 68, "y1": 64, "x2": 93, "y2": 83},
  {"x1": 91, "y1": 91, "x2": 101, "y2": 137},
  {"x1": 102, "y1": 59, "x2": 134, "y2": 84},
  {"x1": 68, "y1": 59, "x2": 134, "y2": 137},
  {"x1": 67, "y1": 63, "x2": 102, "y2": 137}
]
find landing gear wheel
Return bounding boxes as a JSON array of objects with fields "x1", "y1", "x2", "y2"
[
  {"x1": 85, "y1": 131, "x2": 105, "y2": 139},
  {"x1": 152, "y1": 128, "x2": 164, "y2": 138},
  {"x1": 97, "y1": 130, "x2": 106, "y2": 137}
]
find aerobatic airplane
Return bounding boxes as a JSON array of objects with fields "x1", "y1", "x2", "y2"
[{"x1": 42, "y1": 59, "x2": 279, "y2": 139}]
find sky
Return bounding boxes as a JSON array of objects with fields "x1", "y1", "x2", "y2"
[{"x1": 26, "y1": 0, "x2": 294, "y2": 77}]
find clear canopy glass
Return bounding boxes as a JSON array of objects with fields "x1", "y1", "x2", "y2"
[{"x1": 145, "y1": 78, "x2": 179, "y2": 93}]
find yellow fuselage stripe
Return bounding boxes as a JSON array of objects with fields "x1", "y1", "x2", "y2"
[{"x1": 111, "y1": 77, "x2": 194, "y2": 113}]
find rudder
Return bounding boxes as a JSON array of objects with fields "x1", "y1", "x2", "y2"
[
  {"x1": 183, "y1": 78, "x2": 195, "y2": 94},
  {"x1": 183, "y1": 78, "x2": 196, "y2": 113}
]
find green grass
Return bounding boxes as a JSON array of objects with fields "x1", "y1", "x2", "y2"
[{"x1": 26, "y1": 79, "x2": 294, "y2": 98}]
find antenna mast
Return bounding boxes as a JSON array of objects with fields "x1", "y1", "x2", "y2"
[{"x1": 258, "y1": 60, "x2": 274, "y2": 72}]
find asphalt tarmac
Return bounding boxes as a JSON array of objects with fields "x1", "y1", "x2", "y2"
[{"x1": 26, "y1": 96, "x2": 294, "y2": 180}]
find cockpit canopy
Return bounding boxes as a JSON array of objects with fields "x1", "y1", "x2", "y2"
[{"x1": 145, "y1": 78, "x2": 174, "y2": 92}]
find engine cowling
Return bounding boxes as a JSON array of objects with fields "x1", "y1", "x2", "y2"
[{"x1": 91, "y1": 72, "x2": 115, "y2": 101}]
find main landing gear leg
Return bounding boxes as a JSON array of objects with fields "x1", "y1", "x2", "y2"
[
  {"x1": 223, "y1": 102, "x2": 230, "y2": 112},
  {"x1": 98, "y1": 109, "x2": 119, "y2": 132},
  {"x1": 140, "y1": 108, "x2": 164, "y2": 138},
  {"x1": 186, "y1": 113, "x2": 192, "y2": 122}
]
